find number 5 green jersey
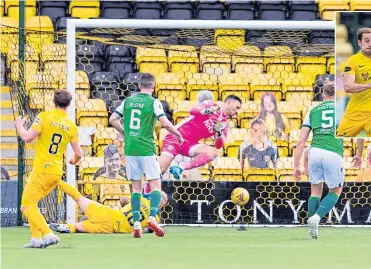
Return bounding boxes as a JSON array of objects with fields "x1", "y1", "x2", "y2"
[
  {"x1": 114, "y1": 93, "x2": 165, "y2": 156},
  {"x1": 302, "y1": 100, "x2": 343, "y2": 156}
]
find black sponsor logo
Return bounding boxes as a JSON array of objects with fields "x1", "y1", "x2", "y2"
[
  {"x1": 362, "y1": 72, "x2": 369, "y2": 81},
  {"x1": 344, "y1": 67, "x2": 351, "y2": 72},
  {"x1": 359, "y1": 65, "x2": 366, "y2": 68}
]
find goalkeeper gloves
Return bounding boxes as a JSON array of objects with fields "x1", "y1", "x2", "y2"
[
  {"x1": 200, "y1": 105, "x2": 220, "y2": 115},
  {"x1": 213, "y1": 121, "x2": 225, "y2": 138}
]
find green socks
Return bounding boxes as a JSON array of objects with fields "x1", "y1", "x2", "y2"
[
  {"x1": 150, "y1": 190, "x2": 162, "y2": 218},
  {"x1": 316, "y1": 192, "x2": 339, "y2": 219},
  {"x1": 131, "y1": 192, "x2": 142, "y2": 223},
  {"x1": 308, "y1": 196, "x2": 320, "y2": 217}
]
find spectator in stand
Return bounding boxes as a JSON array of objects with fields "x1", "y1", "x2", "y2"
[
  {"x1": 239, "y1": 119, "x2": 278, "y2": 174},
  {"x1": 257, "y1": 92, "x2": 291, "y2": 140}
]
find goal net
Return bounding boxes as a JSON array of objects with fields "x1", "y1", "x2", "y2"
[{"x1": 3, "y1": 18, "x2": 370, "y2": 226}]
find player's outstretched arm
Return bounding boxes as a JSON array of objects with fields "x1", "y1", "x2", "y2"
[
  {"x1": 109, "y1": 113, "x2": 124, "y2": 135},
  {"x1": 352, "y1": 138, "x2": 365, "y2": 168},
  {"x1": 343, "y1": 75, "x2": 371, "y2": 93},
  {"x1": 14, "y1": 117, "x2": 40, "y2": 143},
  {"x1": 69, "y1": 141, "x2": 82, "y2": 165},
  {"x1": 158, "y1": 116, "x2": 183, "y2": 144},
  {"x1": 293, "y1": 127, "x2": 311, "y2": 181}
]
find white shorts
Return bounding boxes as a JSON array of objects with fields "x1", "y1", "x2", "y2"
[
  {"x1": 125, "y1": 156, "x2": 161, "y2": 181},
  {"x1": 308, "y1": 147, "x2": 345, "y2": 188}
]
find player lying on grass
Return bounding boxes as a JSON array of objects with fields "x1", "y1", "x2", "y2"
[
  {"x1": 15, "y1": 89, "x2": 82, "y2": 248},
  {"x1": 49, "y1": 180, "x2": 167, "y2": 235},
  {"x1": 294, "y1": 83, "x2": 345, "y2": 239},
  {"x1": 109, "y1": 73, "x2": 182, "y2": 238},
  {"x1": 161, "y1": 93, "x2": 242, "y2": 180}
]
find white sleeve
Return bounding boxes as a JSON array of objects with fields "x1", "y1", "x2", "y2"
[
  {"x1": 114, "y1": 100, "x2": 126, "y2": 117},
  {"x1": 153, "y1": 99, "x2": 166, "y2": 118},
  {"x1": 302, "y1": 112, "x2": 311, "y2": 129}
]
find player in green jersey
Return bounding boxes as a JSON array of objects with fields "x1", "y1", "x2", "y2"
[
  {"x1": 293, "y1": 82, "x2": 344, "y2": 239},
  {"x1": 109, "y1": 73, "x2": 183, "y2": 238}
]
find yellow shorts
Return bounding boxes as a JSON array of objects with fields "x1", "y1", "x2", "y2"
[
  {"x1": 21, "y1": 170, "x2": 61, "y2": 206},
  {"x1": 82, "y1": 202, "x2": 116, "y2": 233},
  {"x1": 337, "y1": 111, "x2": 371, "y2": 137}
]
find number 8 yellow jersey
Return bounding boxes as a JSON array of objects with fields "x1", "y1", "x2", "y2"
[{"x1": 31, "y1": 109, "x2": 79, "y2": 175}]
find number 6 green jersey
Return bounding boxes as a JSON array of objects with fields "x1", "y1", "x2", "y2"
[
  {"x1": 114, "y1": 93, "x2": 165, "y2": 156},
  {"x1": 302, "y1": 100, "x2": 343, "y2": 156}
]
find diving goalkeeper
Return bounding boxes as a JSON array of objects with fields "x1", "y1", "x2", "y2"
[{"x1": 50, "y1": 181, "x2": 167, "y2": 235}]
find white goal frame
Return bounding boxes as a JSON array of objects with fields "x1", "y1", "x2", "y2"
[{"x1": 66, "y1": 19, "x2": 335, "y2": 224}]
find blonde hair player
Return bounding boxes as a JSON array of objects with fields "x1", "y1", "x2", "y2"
[
  {"x1": 14, "y1": 89, "x2": 82, "y2": 248},
  {"x1": 337, "y1": 28, "x2": 371, "y2": 137}
]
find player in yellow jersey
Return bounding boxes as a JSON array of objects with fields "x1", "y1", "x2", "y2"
[
  {"x1": 15, "y1": 90, "x2": 82, "y2": 248},
  {"x1": 337, "y1": 28, "x2": 371, "y2": 137},
  {"x1": 49, "y1": 180, "x2": 167, "y2": 234}
]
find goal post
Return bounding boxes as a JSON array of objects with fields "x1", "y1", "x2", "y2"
[{"x1": 65, "y1": 19, "x2": 335, "y2": 224}]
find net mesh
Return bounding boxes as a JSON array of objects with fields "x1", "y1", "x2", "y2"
[{"x1": 1, "y1": 22, "x2": 370, "y2": 225}]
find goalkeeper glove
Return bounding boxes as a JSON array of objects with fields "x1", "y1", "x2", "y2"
[
  {"x1": 213, "y1": 121, "x2": 225, "y2": 138},
  {"x1": 200, "y1": 105, "x2": 220, "y2": 115}
]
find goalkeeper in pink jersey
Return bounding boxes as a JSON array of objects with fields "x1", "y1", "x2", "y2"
[{"x1": 161, "y1": 94, "x2": 242, "y2": 180}]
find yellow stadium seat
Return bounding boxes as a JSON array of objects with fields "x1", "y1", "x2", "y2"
[
  {"x1": 212, "y1": 157, "x2": 243, "y2": 182},
  {"x1": 218, "y1": 73, "x2": 250, "y2": 102},
  {"x1": 173, "y1": 101, "x2": 197, "y2": 124},
  {"x1": 237, "y1": 101, "x2": 261, "y2": 128},
  {"x1": 7, "y1": 44, "x2": 38, "y2": 65},
  {"x1": 77, "y1": 99, "x2": 108, "y2": 130},
  {"x1": 342, "y1": 138, "x2": 354, "y2": 157},
  {"x1": 93, "y1": 128, "x2": 121, "y2": 156},
  {"x1": 343, "y1": 157, "x2": 369, "y2": 182},
  {"x1": 44, "y1": 62, "x2": 67, "y2": 81},
  {"x1": 327, "y1": 57, "x2": 335, "y2": 74},
  {"x1": 319, "y1": 0, "x2": 349, "y2": 20},
  {"x1": 215, "y1": 29, "x2": 245, "y2": 51},
  {"x1": 350, "y1": 0, "x2": 371, "y2": 10},
  {"x1": 200, "y1": 46, "x2": 231, "y2": 76},
  {"x1": 250, "y1": 74, "x2": 282, "y2": 101},
  {"x1": 69, "y1": 0, "x2": 100, "y2": 19},
  {"x1": 1, "y1": 1, "x2": 4, "y2": 16},
  {"x1": 79, "y1": 156, "x2": 104, "y2": 195},
  {"x1": 6, "y1": 0, "x2": 36, "y2": 19},
  {"x1": 159, "y1": 128, "x2": 168, "y2": 150},
  {"x1": 276, "y1": 101, "x2": 303, "y2": 131},
  {"x1": 337, "y1": 43, "x2": 354, "y2": 58},
  {"x1": 244, "y1": 168, "x2": 276, "y2": 182},
  {"x1": 270, "y1": 137, "x2": 289, "y2": 158},
  {"x1": 93, "y1": 179, "x2": 131, "y2": 205},
  {"x1": 25, "y1": 16, "x2": 54, "y2": 53},
  {"x1": 168, "y1": 45, "x2": 199, "y2": 79},
  {"x1": 336, "y1": 24, "x2": 348, "y2": 43},
  {"x1": 186, "y1": 73, "x2": 219, "y2": 101},
  {"x1": 276, "y1": 157, "x2": 308, "y2": 182},
  {"x1": 232, "y1": 46, "x2": 263, "y2": 71},
  {"x1": 137, "y1": 47, "x2": 168, "y2": 77},
  {"x1": 0, "y1": 17, "x2": 19, "y2": 53},
  {"x1": 296, "y1": 57, "x2": 327, "y2": 83},
  {"x1": 264, "y1": 46, "x2": 295, "y2": 74},
  {"x1": 289, "y1": 130, "x2": 313, "y2": 156},
  {"x1": 10, "y1": 61, "x2": 39, "y2": 83},
  {"x1": 281, "y1": 72, "x2": 314, "y2": 103},
  {"x1": 224, "y1": 128, "x2": 248, "y2": 157},
  {"x1": 27, "y1": 72, "x2": 58, "y2": 110},
  {"x1": 41, "y1": 44, "x2": 67, "y2": 62},
  {"x1": 155, "y1": 73, "x2": 187, "y2": 110},
  {"x1": 59, "y1": 70, "x2": 90, "y2": 101}
]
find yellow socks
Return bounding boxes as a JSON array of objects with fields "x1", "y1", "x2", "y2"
[
  {"x1": 58, "y1": 180, "x2": 82, "y2": 201},
  {"x1": 28, "y1": 220, "x2": 42, "y2": 239},
  {"x1": 67, "y1": 224, "x2": 77, "y2": 233},
  {"x1": 23, "y1": 205, "x2": 52, "y2": 236}
]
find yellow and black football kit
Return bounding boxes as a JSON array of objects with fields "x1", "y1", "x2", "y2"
[
  {"x1": 80, "y1": 197, "x2": 159, "y2": 234},
  {"x1": 337, "y1": 51, "x2": 371, "y2": 137}
]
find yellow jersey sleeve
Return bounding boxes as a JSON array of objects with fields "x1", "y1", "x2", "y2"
[
  {"x1": 343, "y1": 56, "x2": 356, "y2": 76},
  {"x1": 31, "y1": 112, "x2": 45, "y2": 133},
  {"x1": 70, "y1": 124, "x2": 79, "y2": 143}
]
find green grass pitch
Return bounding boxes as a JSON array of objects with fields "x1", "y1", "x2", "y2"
[{"x1": 1, "y1": 227, "x2": 370, "y2": 269}]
